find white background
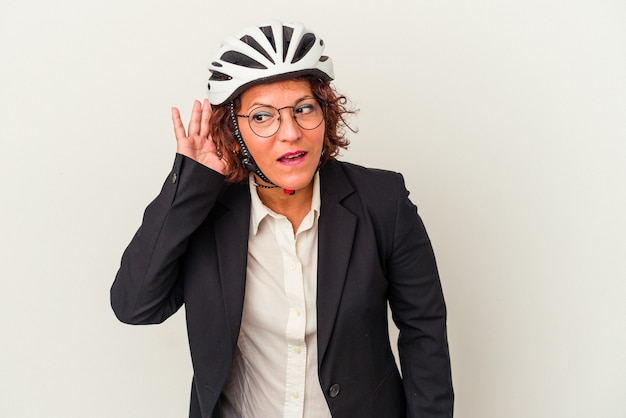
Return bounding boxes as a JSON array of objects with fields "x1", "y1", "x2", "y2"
[{"x1": 1, "y1": 0, "x2": 625, "y2": 417}]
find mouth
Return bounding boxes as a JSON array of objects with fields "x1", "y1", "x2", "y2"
[{"x1": 277, "y1": 151, "x2": 307, "y2": 165}]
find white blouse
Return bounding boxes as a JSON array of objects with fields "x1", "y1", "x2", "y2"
[{"x1": 222, "y1": 174, "x2": 332, "y2": 418}]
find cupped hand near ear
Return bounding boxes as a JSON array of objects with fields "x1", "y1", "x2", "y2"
[{"x1": 172, "y1": 99, "x2": 227, "y2": 174}]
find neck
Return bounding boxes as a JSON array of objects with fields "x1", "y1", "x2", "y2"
[{"x1": 254, "y1": 178, "x2": 315, "y2": 232}]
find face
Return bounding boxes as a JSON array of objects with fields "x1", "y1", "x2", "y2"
[{"x1": 238, "y1": 79, "x2": 325, "y2": 193}]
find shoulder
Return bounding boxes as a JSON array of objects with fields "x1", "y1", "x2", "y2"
[
  {"x1": 327, "y1": 158, "x2": 403, "y2": 182},
  {"x1": 321, "y1": 161, "x2": 420, "y2": 260},
  {"x1": 320, "y1": 160, "x2": 412, "y2": 220},
  {"x1": 327, "y1": 160, "x2": 407, "y2": 198}
]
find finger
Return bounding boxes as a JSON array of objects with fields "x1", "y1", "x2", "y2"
[
  {"x1": 171, "y1": 107, "x2": 187, "y2": 141},
  {"x1": 187, "y1": 100, "x2": 202, "y2": 137},
  {"x1": 199, "y1": 99, "x2": 212, "y2": 138}
]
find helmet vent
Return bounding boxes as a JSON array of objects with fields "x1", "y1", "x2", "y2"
[
  {"x1": 209, "y1": 70, "x2": 233, "y2": 81},
  {"x1": 282, "y1": 26, "x2": 294, "y2": 62},
  {"x1": 220, "y1": 51, "x2": 268, "y2": 69},
  {"x1": 292, "y1": 33, "x2": 316, "y2": 64},
  {"x1": 240, "y1": 35, "x2": 275, "y2": 64},
  {"x1": 259, "y1": 26, "x2": 277, "y2": 52}
]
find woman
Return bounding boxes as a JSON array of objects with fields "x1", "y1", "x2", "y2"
[{"x1": 111, "y1": 21, "x2": 453, "y2": 418}]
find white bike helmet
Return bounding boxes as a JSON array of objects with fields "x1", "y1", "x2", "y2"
[{"x1": 207, "y1": 21, "x2": 334, "y2": 105}]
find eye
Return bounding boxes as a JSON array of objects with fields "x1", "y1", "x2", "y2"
[
  {"x1": 250, "y1": 108, "x2": 276, "y2": 124},
  {"x1": 295, "y1": 102, "x2": 316, "y2": 116}
]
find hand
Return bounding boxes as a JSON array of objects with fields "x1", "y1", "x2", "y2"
[{"x1": 172, "y1": 99, "x2": 227, "y2": 174}]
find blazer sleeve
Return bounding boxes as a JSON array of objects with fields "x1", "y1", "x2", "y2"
[
  {"x1": 386, "y1": 174, "x2": 454, "y2": 417},
  {"x1": 110, "y1": 154, "x2": 227, "y2": 325}
]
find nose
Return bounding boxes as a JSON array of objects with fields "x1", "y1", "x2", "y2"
[{"x1": 275, "y1": 109, "x2": 301, "y2": 141}]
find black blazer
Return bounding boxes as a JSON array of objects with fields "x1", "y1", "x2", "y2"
[{"x1": 111, "y1": 154, "x2": 453, "y2": 417}]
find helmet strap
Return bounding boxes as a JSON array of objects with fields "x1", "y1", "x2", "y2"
[
  {"x1": 230, "y1": 102, "x2": 274, "y2": 184},
  {"x1": 252, "y1": 175, "x2": 278, "y2": 189}
]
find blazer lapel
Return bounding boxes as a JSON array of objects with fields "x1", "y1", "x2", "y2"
[
  {"x1": 214, "y1": 184, "x2": 251, "y2": 347},
  {"x1": 317, "y1": 162, "x2": 357, "y2": 364}
]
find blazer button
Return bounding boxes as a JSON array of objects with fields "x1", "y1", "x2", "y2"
[
  {"x1": 329, "y1": 384, "x2": 340, "y2": 398},
  {"x1": 172, "y1": 173, "x2": 177, "y2": 183}
]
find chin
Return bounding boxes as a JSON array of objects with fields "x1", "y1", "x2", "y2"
[{"x1": 275, "y1": 171, "x2": 316, "y2": 191}]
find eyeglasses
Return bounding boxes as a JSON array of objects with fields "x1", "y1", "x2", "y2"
[{"x1": 236, "y1": 98, "x2": 325, "y2": 138}]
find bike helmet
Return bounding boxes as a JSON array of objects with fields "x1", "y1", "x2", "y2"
[{"x1": 207, "y1": 21, "x2": 334, "y2": 105}]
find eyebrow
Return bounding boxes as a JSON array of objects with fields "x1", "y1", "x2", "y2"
[{"x1": 247, "y1": 95, "x2": 315, "y2": 110}]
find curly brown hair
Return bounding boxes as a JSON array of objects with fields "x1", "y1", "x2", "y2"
[{"x1": 209, "y1": 76, "x2": 355, "y2": 183}]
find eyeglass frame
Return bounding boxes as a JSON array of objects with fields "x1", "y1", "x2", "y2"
[{"x1": 235, "y1": 97, "x2": 326, "y2": 138}]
